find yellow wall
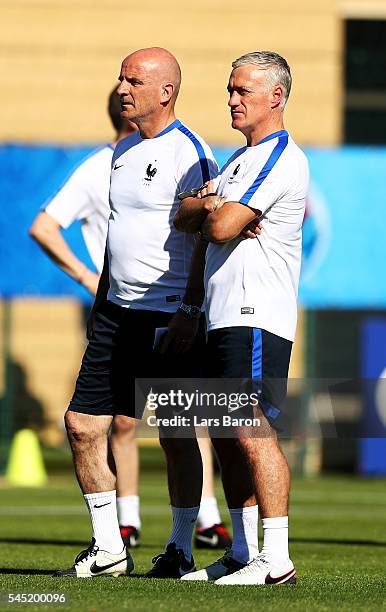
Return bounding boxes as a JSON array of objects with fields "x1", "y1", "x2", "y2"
[
  {"x1": 1, "y1": 299, "x2": 84, "y2": 446},
  {"x1": 1, "y1": 0, "x2": 346, "y2": 146}
]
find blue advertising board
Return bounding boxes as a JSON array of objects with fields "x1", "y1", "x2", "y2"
[
  {"x1": 0, "y1": 144, "x2": 96, "y2": 301},
  {"x1": 1, "y1": 143, "x2": 386, "y2": 307},
  {"x1": 360, "y1": 318, "x2": 386, "y2": 475}
]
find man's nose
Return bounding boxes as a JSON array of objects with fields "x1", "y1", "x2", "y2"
[
  {"x1": 117, "y1": 82, "x2": 128, "y2": 96},
  {"x1": 228, "y1": 92, "x2": 239, "y2": 107}
]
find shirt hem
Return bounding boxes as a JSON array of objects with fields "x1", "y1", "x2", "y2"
[
  {"x1": 206, "y1": 319, "x2": 295, "y2": 342},
  {"x1": 107, "y1": 294, "x2": 180, "y2": 314}
]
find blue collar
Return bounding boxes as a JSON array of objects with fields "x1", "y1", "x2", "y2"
[
  {"x1": 154, "y1": 119, "x2": 182, "y2": 138},
  {"x1": 257, "y1": 129, "x2": 288, "y2": 145}
]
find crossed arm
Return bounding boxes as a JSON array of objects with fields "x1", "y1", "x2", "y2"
[{"x1": 173, "y1": 181, "x2": 262, "y2": 243}]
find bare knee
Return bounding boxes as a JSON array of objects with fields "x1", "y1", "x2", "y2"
[
  {"x1": 236, "y1": 434, "x2": 288, "y2": 477},
  {"x1": 236, "y1": 435, "x2": 256, "y2": 455},
  {"x1": 111, "y1": 415, "x2": 136, "y2": 440},
  {"x1": 64, "y1": 410, "x2": 109, "y2": 450}
]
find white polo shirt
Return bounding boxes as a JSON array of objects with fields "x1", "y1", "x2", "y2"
[
  {"x1": 107, "y1": 119, "x2": 218, "y2": 312},
  {"x1": 45, "y1": 145, "x2": 113, "y2": 273},
  {"x1": 205, "y1": 130, "x2": 309, "y2": 341}
]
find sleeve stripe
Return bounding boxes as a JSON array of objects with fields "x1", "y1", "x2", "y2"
[
  {"x1": 239, "y1": 134, "x2": 289, "y2": 205},
  {"x1": 177, "y1": 124, "x2": 211, "y2": 183}
]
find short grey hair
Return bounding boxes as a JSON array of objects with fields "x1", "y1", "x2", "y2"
[{"x1": 232, "y1": 51, "x2": 292, "y2": 109}]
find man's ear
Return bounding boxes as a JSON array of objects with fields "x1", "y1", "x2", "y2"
[
  {"x1": 271, "y1": 84, "x2": 284, "y2": 109},
  {"x1": 161, "y1": 83, "x2": 174, "y2": 104}
]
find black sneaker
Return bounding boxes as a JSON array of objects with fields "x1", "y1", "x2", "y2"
[
  {"x1": 181, "y1": 548, "x2": 246, "y2": 582},
  {"x1": 195, "y1": 523, "x2": 232, "y2": 549},
  {"x1": 144, "y1": 543, "x2": 195, "y2": 579},
  {"x1": 120, "y1": 525, "x2": 140, "y2": 548}
]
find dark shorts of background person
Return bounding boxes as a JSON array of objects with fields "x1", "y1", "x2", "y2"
[
  {"x1": 68, "y1": 299, "x2": 206, "y2": 419},
  {"x1": 206, "y1": 326, "x2": 292, "y2": 426}
]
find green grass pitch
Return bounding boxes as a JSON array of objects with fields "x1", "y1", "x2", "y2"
[{"x1": 1, "y1": 447, "x2": 386, "y2": 611}]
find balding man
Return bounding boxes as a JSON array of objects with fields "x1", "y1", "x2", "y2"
[{"x1": 54, "y1": 48, "x2": 218, "y2": 578}]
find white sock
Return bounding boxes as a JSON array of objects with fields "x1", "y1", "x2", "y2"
[
  {"x1": 116, "y1": 495, "x2": 141, "y2": 529},
  {"x1": 166, "y1": 506, "x2": 199, "y2": 561},
  {"x1": 261, "y1": 516, "x2": 289, "y2": 563},
  {"x1": 84, "y1": 490, "x2": 123, "y2": 554},
  {"x1": 229, "y1": 505, "x2": 259, "y2": 564},
  {"x1": 197, "y1": 496, "x2": 221, "y2": 529}
]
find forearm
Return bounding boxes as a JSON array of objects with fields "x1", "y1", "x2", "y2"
[
  {"x1": 201, "y1": 213, "x2": 234, "y2": 244},
  {"x1": 201, "y1": 201, "x2": 259, "y2": 243},
  {"x1": 30, "y1": 216, "x2": 91, "y2": 282},
  {"x1": 183, "y1": 236, "x2": 208, "y2": 307},
  {"x1": 173, "y1": 196, "x2": 216, "y2": 233}
]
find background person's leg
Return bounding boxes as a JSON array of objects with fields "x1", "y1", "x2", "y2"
[
  {"x1": 195, "y1": 435, "x2": 232, "y2": 548},
  {"x1": 110, "y1": 415, "x2": 141, "y2": 546},
  {"x1": 111, "y1": 416, "x2": 138, "y2": 499},
  {"x1": 198, "y1": 435, "x2": 215, "y2": 504}
]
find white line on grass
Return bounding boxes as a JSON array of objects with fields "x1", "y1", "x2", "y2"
[
  {"x1": 0, "y1": 505, "x2": 171, "y2": 516},
  {"x1": 1, "y1": 505, "x2": 386, "y2": 517}
]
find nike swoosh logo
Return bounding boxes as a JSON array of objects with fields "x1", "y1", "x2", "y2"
[
  {"x1": 195, "y1": 533, "x2": 219, "y2": 546},
  {"x1": 265, "y1": 568, "x2": 296, "y2": 584},
  {"x1": 94, "y1": 502, "x2": 111, "y2": 508},
  {"x1": 113, "y1": 164, "x2": 124, "y2": 170},
  {"x1": 90, "y1": 558, "x2": 128, "y2": 574}
]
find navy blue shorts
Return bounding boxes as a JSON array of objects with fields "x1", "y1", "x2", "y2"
[
  {"x1": 207, "y1": 327, "x2": 292, "y2": 422},
  {"x1": 69, "y1": 300, "x2": 205, "y2": 418}
]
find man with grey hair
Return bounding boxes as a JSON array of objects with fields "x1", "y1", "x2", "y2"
[
  {"x1": 232, "y1": 51, "x2": 292, "y2": 108},
  {"x1": 175, "y1": 50, "x2": 309, "y2": 585}
]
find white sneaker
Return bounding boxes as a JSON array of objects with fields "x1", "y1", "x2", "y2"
[
  {"x1": 53, "y1": 538, "x2": 134, "y2": 578},
  {"x1": 215, "y1": 554, "x2": 296, "y2": 586},
  {"x1": 181, "y1": 549, "x2": 246, "y2": 582}
]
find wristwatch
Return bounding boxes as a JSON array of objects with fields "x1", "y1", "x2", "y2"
[
  {"x1": 178, "y1": 187, "x2": 201, "y2": 200},
  {"x1": 178, "y1": 303, "x2": 201, "y2": 319},
  {"x1": 178, "y1": 182, "x2": 216, "y2": 200}
]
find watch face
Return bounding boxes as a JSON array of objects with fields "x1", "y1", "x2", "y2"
[
  {"x1": 178, "y1": 190, "x2": 194, "y2": 200},
  {"x1": 187, "y1": 306, "x2": 201, "y2": 318},
  {"x1": 178, "y1": 182, "x2": 208, "y2": 200},
  {"x1": 179, "y1": 303, "x2": 201, "y2": 318}
]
